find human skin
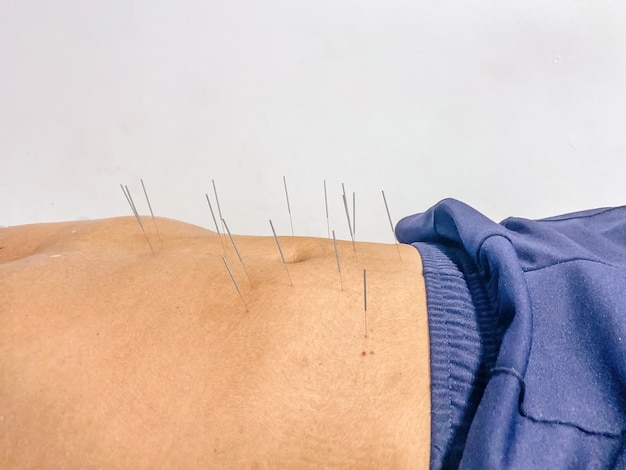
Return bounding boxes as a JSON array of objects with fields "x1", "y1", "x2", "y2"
[{"x1": 0, "y1": 217, "x2": 430, "y2": 469}]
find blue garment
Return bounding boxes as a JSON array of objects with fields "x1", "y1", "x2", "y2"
[{"x1": 396, "y1": 199, "x2": 626, "y2": 469}]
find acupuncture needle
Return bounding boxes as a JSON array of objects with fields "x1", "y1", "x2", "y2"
[
  {"x1": 205, "y1": 193, "x2": 226, "y2": 254},
  {"x1": 120, "y1": 184, "x2": 154, "y2": 255},
  {"x1": 342, "y1": 193, "x2": 358, "y2": 260},
  {"x1": 283, "y1": 176, "x2": 294, "y2": 236},
  {"x1": 332, "y1": 230, "x2": 343, "y2": 290},
  {"x1": 269, "y1": 219, "x2": 293, "y2": 286},
  {"x1": 382, "y1": 190, "x2": 402, "y2": 260},
  {"x1": 212, "y1": 179, "x2": 225, "y2": 235},
  {"x1": 222, "y1": 218, "x2": 253, "y2": 286},
  {"x1": 222, "y1": 256, "x2": 248, "y2": 312},
  {"x1": 140, "y1": 179, "x2": 163, "y2": 248},
  {"x1": 124, "y1": 185, "x2": 141, "y2": 221}
]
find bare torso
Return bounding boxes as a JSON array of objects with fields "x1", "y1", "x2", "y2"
[{"x1": 0, "y1": 217, "x2": 430, "y2": 468}]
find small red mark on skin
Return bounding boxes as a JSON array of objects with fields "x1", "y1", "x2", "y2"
[
  {"x1": 369, "y1": 351, "x2": 375, "y2": 355},
  {"x1": 361, "y1": 351, "x2": 367, "y2": 357}
]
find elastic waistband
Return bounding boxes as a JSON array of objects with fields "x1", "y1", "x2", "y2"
[{"x1": 412, "y1": 242, "x2": 497, "y2": 469}]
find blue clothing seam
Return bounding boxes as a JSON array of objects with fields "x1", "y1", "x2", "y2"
[{"x1": 522, "y1": 257, "x2": 624, "y2": 273}]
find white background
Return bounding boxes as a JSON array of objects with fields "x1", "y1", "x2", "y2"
[{"x1": 2, "y1": 1, "x2": 626, "y2": 242}]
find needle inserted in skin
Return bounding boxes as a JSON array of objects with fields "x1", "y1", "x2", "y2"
[
  {"x1": 212, "y1": 179, "x2": 225, "y2": 234},
  {"x1": 222, "y1": 256, "x2": 248, "y2": 312},
  {"x1": 363, "y1": 268, "x2": 368, "y2": 338},
  {"x1": 205, "y1": 193, "x2": 226, "y2": 254},
  {"x1": 382, "y1": 190, "x2": 402, "y2": 260},
  {"x1": 324, "y1": 180, "x2": 330, "y2": 239},
  {"x1": 121, "y1": 184, "x2": 134, "y2": 211},
  {"x1": 332, "y1": 230, "x2": 343, "y2": 290},
  {"x1": 124, "y1": 185, "x2": 141, "y2": 222},
  {"x1": 283, "y1": 176, "x2": 294, "y2": 236},
  {"x1": 222, "y1": 218, "x2": 253, "y2": 286},
  {"x1": 342, "y1": 194, "x2": 358, "y2": 260},
  {"x1": 120, "y1": 184, "x2": 154, "y2": 255},
  {"x1": 269, "y1": 219, "x2": 293, "y2": 286},
  {"x1": 140, "y1": 179, "x2": 163, "y2": 248}
]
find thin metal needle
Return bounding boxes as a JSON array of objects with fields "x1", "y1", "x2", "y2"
[
  {"x1": 283, "y1": 176, "x2": 294, "y2": 236},
  {"x1": 332, "y1": 230, "x2": 343, "y2": 291},
  {"x1": 205, "y1": 193, "x2": 221, "y2": 235},
  {"x1": 212, "y1": 179, "x2": 225, "y2": 234},
  {"x1": 342, "y1": 194, "x2": 358, "y2": 260},
  {"x1": 120, "y1": 183, "x2": 133, "y2": 210},
  {"x1": 205, "y1": 193, "x2": 226, "y2": 254},
  {"x1": 124, "y1": 185, "x2": 140, "y2": 220},
  {"x1": 324, "y1": 180, "x2": 330, "y2": 239},
  {"x1": 222, "y1": 218, "x2": 253, "y2": 286},
  {"x1": 363, "y1": 268, "x2": 368, "y2": 338},
  {"x1": 120, "y1": 184, "x2": 154, "y2": 255},
  {"x1": 140, "y1": 179, "x2": 163, "y2": 248},
  {"x1": 382, "y1": 190, "x2": 402, "y2": 260},
  {"x1": 269, "y1": 219, "x2": 293, "y2": 286},
  {"x1": 222, "y1": 256, "x2": 248, "y2": 312}
]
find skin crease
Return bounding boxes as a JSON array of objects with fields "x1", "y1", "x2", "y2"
[{"x1": 0, "y1": 217, "x2": 430, "y2": 469}]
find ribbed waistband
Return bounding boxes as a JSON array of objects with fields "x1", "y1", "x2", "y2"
[{"x1": 412, "y1": 242, "x2": 497, "y2": 470}]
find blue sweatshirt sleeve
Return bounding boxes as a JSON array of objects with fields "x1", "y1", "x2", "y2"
[{"x1": 396, "y1": 199, "x2": 626, "y2": 469}]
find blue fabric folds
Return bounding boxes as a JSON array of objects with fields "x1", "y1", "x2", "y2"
[{"x1": 396, "y1": 199, "x2": 626, "y2": 469}]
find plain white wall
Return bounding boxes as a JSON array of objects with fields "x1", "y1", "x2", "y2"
[{"x1": 2, "y1": 1, "x2": 626, "y2": 242}]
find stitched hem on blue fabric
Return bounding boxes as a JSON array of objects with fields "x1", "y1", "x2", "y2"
[{"x1": 413, "y1": 242, "x2": 499, "y2": 470}]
